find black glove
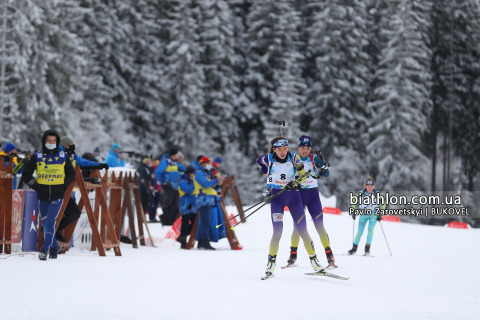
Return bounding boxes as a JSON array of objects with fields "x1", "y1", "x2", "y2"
[
  {"x1": 316, "y1": 169, "x2": 326, "y2": 179},
  {"x1": 285, "y1": 181, "x2": 296, "y2": 190},
  {"x1": 100, "y1": 163, "x2": 109, "y2": 170},
  {"x1": 377, "y1": 215, "x2": 382, "y2": 222}
]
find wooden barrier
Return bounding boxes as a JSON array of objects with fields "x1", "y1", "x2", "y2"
[
  {"x1": 120, "y1": 172, "x2": 150, "y2": 248},
  {"x1": 221, "y1": 175, "x2": 245, "y2": 222},
  {"x1": 185, "y1": 198, "x2": 242, "y2": 250},
  {"x1": 0, "y1": 158, "x2": 13, "y2": 254},
  {"x1": 37, "y1": 166, "x2": 121, "y2": 256}
]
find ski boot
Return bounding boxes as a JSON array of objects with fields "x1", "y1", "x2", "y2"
[
  {"x1": 283, "y1": 246, "x2": 297, "y2": 268},
  {"x1": 38, "y1": 250, "x2": 48, "y2": 261},
  {"x1": 347, "y1": 244, "x2": 358, "y2": 255},
  {"x1": 309, "y1": 254, "x2": 323, "y2": 272},
  {"x1": 49, "y1": 246, "x2": 59, "y2": 259},
  {"x1": 177, "y1": 236, "x2": 187, "y2": 249},
  {"x1": 325, "y1": 247, "x2": 337, "y2": 269},
  {"x1": 262, "y1": 255, "x2": 276, "y2": 280},
  {"x1": 364, "y1": 244, "x2": 371, "y2": 256},
  {"x1": 198, "y1": 239, "x2": 215, "y2": 250}
]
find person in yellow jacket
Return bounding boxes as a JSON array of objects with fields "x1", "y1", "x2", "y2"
[
  {"x1": 22, "y1": 129, "x2": 76, "y2": 261},
  {"x1": 194, "y1": 157, "x2": 223, "y2": 250}
]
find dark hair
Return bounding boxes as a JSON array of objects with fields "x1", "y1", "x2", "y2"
[
  {"x1": 169, "y1": 148, "x2": 179, "y2": 156},
  {"x1": 185, "y1": 165, "x2": 195, "y2": 175},
  {"x1": 196, "y1": 155, "x2": 204, "y2": 161},
  {"x1": 270, "y1": 136, "x2": 285, "y2": 153}
]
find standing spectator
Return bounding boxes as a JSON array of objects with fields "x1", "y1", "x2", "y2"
[
  {"x1": 177, "y1": 151, "x2": 185, "y2": 165},
  {"x1": 155, "y1": 148, "x2": 186, "y2": 225},
  {"x1": 190, "y1": 155, "x2": 204, "y2": 170},
  {"x1": 0, "y1": 142, "x2": 23, "y2": 189},
  {"x1": 177, "y1": 165, "x2": 197, "y2": 249},
  {"x1": 81, "y1": 147, "x2": 100, "y2": 178},
  {"x1": 105, "y1": 143, "x2": 125, "y2": 168},
  {"x1": 81, "y1": 146, "x2": 101, "y2": 162},
  {"x1": 194, "y1": 156, "x2": 223, "y2": 250},
  {"x1": 149, "y1": 176, "x2": 162, "y2": 222},
  {"x1": 21, "y1": 129, "x2": 76, "y2": 260},
  {"x1": 138, "y1": 157, "x2": 156, "y2": 222}
]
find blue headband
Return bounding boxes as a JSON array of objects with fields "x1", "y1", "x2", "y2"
[
  {"x1": 366, "y1": 180, "x2": 375, "y2": 186},
  {"x1": 273, "y1": 139, "x2": 288, "y2": 149}
]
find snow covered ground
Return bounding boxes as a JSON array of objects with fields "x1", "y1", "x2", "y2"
[{"x1": 1, "y1": 205, "x2": 479, "y2": 320}]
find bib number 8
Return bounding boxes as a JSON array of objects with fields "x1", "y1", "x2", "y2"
[
  {"x1": 268, "y1": 177, "x2": 273, "y2": 182},
  {"x1": 280, "y1": 174, "x2": 286, "y2": 180}
]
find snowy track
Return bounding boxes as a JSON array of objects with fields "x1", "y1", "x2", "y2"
[{"x1": 1, "y1": 206, "x2": 479, "y2": 320}]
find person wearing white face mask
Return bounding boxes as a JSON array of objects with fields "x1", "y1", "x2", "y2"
[
  {"x1": 21, "y1": 129, "x2": 76, "y2": 260},
  {"x1": 194, "y1": 156, "x2": 224, "y2": 250}
]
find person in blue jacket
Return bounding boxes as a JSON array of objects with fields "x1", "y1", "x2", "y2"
[
  {"x1": 190, "y1": 155, "x2": 204, "y2": 170},
  {"x1": 194, "y1": 156, "x2": 223, "y2": 250},
  {"x1": 55, "y1": 136, "x2": 109, "y2": 243},
  {"x1": 0, "y1": 142, "x2": 23, "y2": 189},
  {"x1": 177, "y1": 165, "x2": 197, "y2": 249},
  {"x1": 155, "y1": 148, "x2": 186, "y2": 225},
  {"x1": 105, "y1": 143, "x2": 125, "y2": 168}
]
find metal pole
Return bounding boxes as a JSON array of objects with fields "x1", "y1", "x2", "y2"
[{"x1": 379, "y1": 221, "x2": 392, "y2": 256}]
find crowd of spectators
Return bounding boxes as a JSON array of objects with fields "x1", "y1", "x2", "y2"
[{"x1": 1, "y1": 140, "x2": 225, "y2": 250}]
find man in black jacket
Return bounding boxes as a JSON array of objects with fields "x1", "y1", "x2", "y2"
[
  {"x1": 138, "y1": 157, "x2": 156, "y2": 222},
  {"x1": 22, "y1": 129, "x2": 76, "y2": 260}
]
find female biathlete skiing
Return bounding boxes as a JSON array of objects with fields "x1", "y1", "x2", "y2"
[
  {"x1": 348, "y1": 177, "x2": 386, "y2": 256},
  {"x1": 256, "y1": 137, "x2": 324, "y2": 280},
  {"x1": 284, "y1": 135, "x2": 336, "y2": 269}
]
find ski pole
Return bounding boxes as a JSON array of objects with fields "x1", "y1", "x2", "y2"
[
  {"x1": 229, "y1": 185, "x2": 292, "y2": 230},
  {"x1": 352, "y1": 218, "x2": 355, "y2": 244},
  {"x1": 218, "y1": 170, "x2": 311, "y2": 229},
  {"x1": 230, "y1": 201, "x2": 271, "y2": 230},
  {"x1": 216, "y1": 187, "x2": 286, "y2": 229},
  {"x1": 216, "y1": 194, "x2": 275, "y2": 229},
  {"x1": 379, "y1": 221, "x2": 392, "y2": 256}
]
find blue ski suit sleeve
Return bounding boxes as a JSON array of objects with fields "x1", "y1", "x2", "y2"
[
  {"x1": 179, "y1": 179, "x2": 195, "y2": 194},
  {"x1": 154, "y1": 159, "x2": 168, "y2": 184},
  {"x1": 195, "y1": 170, "x2": 218, "y2": 188},
  {"x1": 75, "y1": 154, "x2": 100, "y2": 168},
  {"x1": 178, "y1": 162, "x2": 186, "y2": 172}
]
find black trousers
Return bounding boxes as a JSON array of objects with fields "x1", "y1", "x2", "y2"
[
  {"x1": 57, "y1": 197, "x2": 81, "y2": 232},
  {"x1": 180, "y1": 213, "x2": 197, "y2": 237},
  {"x1": 140, "y1": 191, "x2": 151, "y2": 216},
  {"x1": 161, "y1": 185, "x2": 179, "y2": 224}
]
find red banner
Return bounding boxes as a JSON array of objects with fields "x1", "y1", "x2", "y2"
[{"x1": 447, "y1": 221, "x2": 468, "y2": 229}]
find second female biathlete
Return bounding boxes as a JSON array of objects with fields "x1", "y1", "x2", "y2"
[
  {"x1": 286, "y1": 135, "x2": 336, "y2": 268},
  {"x1": 257, "y1": 137, "x2": 324, "y2": 279}
]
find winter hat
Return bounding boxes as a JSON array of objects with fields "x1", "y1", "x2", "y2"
[
  {"x1": 60, "y1": 136, "x2": 73, "y2": 148},
  {"x1": 198, "y1": 156, "x2": 211, "y2": 164},
  {"x1": 298, "y1": 135, "x2": 312, "y2": 147},
  {"x1": 364, "y1": 177, "x2": 375, "y2": 187},
  {"x1": 196, "y1": 155, "x2": 204, "y2": 161},
  {"x1": 213, "y1": 156, "x2": 222, "y2": 163},
  {"x1": 92, "y1": 146, "x2": 101, "y2": 155},
  {"x1": 112, "y1": 143, "x2": 122, "y2": 151},
  {"x1": 169, "y1": 148, "x2": 178, "y2": 156},
  {"x1": 4, "y1": 142, "x2": 16, "y2": 153},
  {"x1": 185, "y1": 165, "x2": 195, "y2": 175},
  {"x1": 143, "y1": 157, "x2": 152, "y2": 164}
]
